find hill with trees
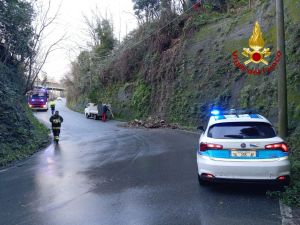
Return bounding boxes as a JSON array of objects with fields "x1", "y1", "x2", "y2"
[
  {"x1": 0, "y1": 0, "x2": 49, "y2": 166},
  {"x1": 65, "y1": 0, "x2": 300, "y2": 205}
]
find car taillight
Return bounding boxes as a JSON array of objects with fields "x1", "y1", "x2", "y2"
[
  {"x1": 200, "y1": 143, "x2": 223, "y2": 151},
  {"x1": 265, "y1": 143, "x2": 288, "y2": 152},
  {"x1": 277, "y1": 176, "x2": 286, "y2": 181}
]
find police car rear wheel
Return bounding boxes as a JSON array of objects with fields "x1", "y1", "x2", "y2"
[
  {"x1": 277, "y1": 177, "x2": 290, "y2": 189},
  {"x1": 198, "y1": 174, "x2": 209, "y2": 186}
]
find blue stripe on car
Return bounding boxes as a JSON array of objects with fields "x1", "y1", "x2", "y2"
[
  {"x1": 199, "y1": 149, "x2": 288, "y2": 159},
  {"x1": 214, "y1": 115, "x2": 226, "y2": 120}
]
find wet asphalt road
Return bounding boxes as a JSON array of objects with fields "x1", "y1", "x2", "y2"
[{"x1": 0, "y1": 101, "x2": 282, "y2": 225}]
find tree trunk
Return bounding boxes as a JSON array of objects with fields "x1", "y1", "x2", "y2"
[
  {"x1": 161, "y1": 0, "x2": 172, "y2": 20},
  {"x1": 181, "y1": 0, "x2": 187, "y2": 11},
  {"x1": 226, "y1": 0, "x2": 231, "y2": 13},
  {"x1": 249, "y1": 0, "x2": 253, "y2": 9}
]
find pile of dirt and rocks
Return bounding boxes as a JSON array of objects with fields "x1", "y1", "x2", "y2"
[{"x1": 122, "y1": 116, "x2": 180, "y2": 129}]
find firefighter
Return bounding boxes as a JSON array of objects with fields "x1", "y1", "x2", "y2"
[
  {"x1": 102, "y1": 104, "x2": 108, "y2": 122},
  {"x1": 49, "y1": 100, "x2": 56, "y2": 115},
  {"x1": 192, "y1": 0, "x2": 204, "y2": 13},
  {"x1": 49, "y1": 111, "x2": 63, "y2": 142}
]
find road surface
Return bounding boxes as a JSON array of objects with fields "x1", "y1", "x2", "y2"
[{"x1": 0, "y1": 100, "x2": 282, "y2": 225}]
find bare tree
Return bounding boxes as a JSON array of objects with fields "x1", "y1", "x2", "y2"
[
  {"x1": 178, "y1": 0, "x2": 188, "y2": 11},
  {"x1": 83, "y1": 10, "x2": 103, "y2": 47},
  {"x1": 161, "y1": 0, "x2": 172, "y2": 19},
  {"x1": 249, "y1": 0, "x2": 253, "y2": 9},
  {"x1": 24, "y1": 0, "x2": 66, "y2": 93},
  {"x1": 40, "y1": 72, "x2": 48, "y2": 86}
]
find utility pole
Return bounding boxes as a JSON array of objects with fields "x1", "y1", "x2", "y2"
[
  {"x1": 276, "y1": 0, "x2": 288, "y2": 138},
  {"x1": 88, "y1": 52, "x2": 92, "y2": 90}
]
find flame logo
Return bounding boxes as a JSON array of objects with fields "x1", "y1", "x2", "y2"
[
  {"x1": 242, "y1": 21, "x2": 271, "y2": 65},
  {"x1": 249, "y1": 22, "x2": 265, "y2": 51}
]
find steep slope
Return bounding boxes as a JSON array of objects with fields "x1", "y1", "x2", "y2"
[
  {"x1": 67, "y1": 0, "x2": 300, "y2": 132},
  {"x1": 0, "y1": 63, "x2": 49, "y2": 166},
  {"x1": 66, "y1": 0, "x2": 300, "y2": 205}
]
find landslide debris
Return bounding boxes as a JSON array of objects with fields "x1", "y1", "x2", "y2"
[{"x1": 121, "y1": 116, "x2": 180, "y2": 129}]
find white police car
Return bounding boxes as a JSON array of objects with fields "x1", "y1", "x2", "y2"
[{"x1": 197, "y1": 109, "x2": 290, "y2": 185}]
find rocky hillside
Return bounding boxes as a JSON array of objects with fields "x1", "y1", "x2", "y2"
[
  {"x1": 68, "y1": 0, "x2": 299, "y2": 133},
  {"x1": 66, "y1": 0, "x2": 300, "y2": 205}
]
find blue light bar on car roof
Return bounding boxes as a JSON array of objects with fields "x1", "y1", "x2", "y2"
[
  {"x1": 249, "y1": 114, "x2": 259, "y2": 118},
  {"x1": 210, "y1": 109, "x2": 259, "y2": 117},
  {"x1": 210, "y1": 109, "x2": 221, "y2": 116}
]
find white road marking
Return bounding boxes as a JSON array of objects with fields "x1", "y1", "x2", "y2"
[{"x1": 280, "y1": 200, "x2": 295, "y2": 225}]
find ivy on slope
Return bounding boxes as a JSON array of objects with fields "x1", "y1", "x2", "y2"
[
  {"x1": 0, "y1": 63, "x2": 49, "y2": 167},
  {"x1": 66, "y1": 0, "x2": 300, "y2": 206}
]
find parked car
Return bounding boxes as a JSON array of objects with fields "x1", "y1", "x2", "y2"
[
  {"x1": 197, "y1": 109, "x2": 290, "y2": 186},
  {"x1": 84, "y1": 103, "x2": 99, "y2": 119}
]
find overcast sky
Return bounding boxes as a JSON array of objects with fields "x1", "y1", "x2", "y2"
[{"x1": 41, "y1": 0, "x2": 137, "y2": 81}]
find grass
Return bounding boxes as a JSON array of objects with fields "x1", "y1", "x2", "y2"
[
  {"x1": 286, "y1": 0, "x2": 300, "y2": 23},
  {"x1": 0, "y1": 108, "x2": 50, "y2": 167}
]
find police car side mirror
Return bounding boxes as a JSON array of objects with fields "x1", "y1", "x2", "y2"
[{"x1": 197, "y1": 126, "x2": 205, "y2": 131}]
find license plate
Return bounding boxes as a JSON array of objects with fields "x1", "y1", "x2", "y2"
[{"x1": 231, "y1": 151, "x2": 256, "y2": 157}]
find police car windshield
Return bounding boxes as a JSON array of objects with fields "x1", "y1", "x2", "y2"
[{"x1": 208, "y1": 122, "x2": 276, "y2": 139}]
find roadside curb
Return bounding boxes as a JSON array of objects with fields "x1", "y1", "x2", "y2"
[
  {"x1": 280, "y1": 201, "x2": 300, "y2": 225},
  {"x1": 280, "y1": 201, "x2": 294, "y2": 225},
  {"x1": 291, "y1": 207, "x2": 300, "y2": 225}
]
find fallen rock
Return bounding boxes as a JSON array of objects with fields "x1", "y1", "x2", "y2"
[{"x1": 122, "y1": 116, "x2": 180, "y2": 129}]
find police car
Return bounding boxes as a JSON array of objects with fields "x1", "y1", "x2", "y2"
[{"x1": 197, "y1": 109, "x2": 290, "y2": 185}]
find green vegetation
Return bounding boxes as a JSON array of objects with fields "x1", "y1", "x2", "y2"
[
  {"x1": 65, "y1": 0, "x2": 300, "y2": 206},
  {"x1": 131, "y1": 82, "x2": 151, "y2": 118},
  {"x1": 0, "y1": 0, "x2": 34, "y2": 65},
  {"x1": 0, "y1": 63, "x2": 50, "y2": 167},
  {"x1": 0, "y1": 108, "x2": 49, "y2": 167},
  {"x1": 0, "y1": 0, "x2": 50, "y2": 167},
  {"x1": 283, "y1": 131, "x2": 300, "y2": 206}
]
